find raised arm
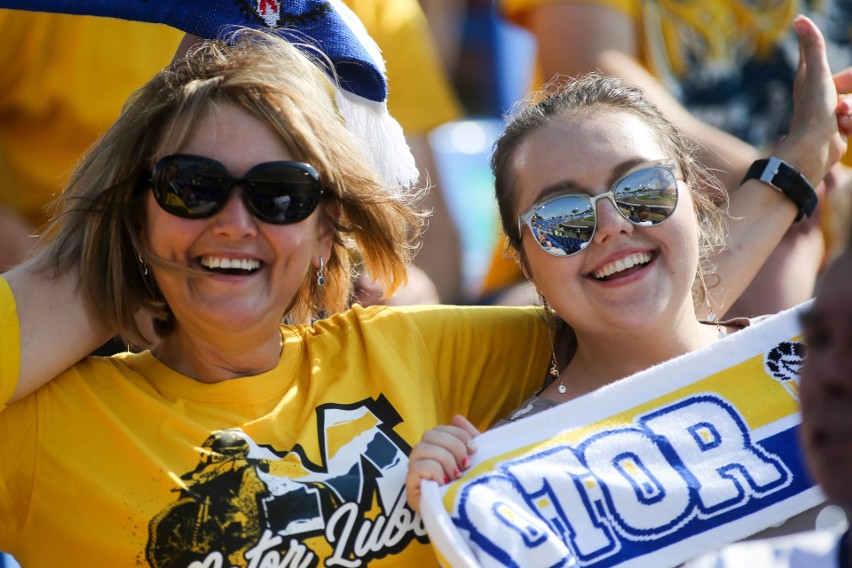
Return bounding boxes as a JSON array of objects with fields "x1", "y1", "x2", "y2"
[
  {"x1": 3, "y1": 259, "x2": 112, "y2": 405},
  {"x1": 706, "y1": 15, "x2": 850, "y2": 314}
]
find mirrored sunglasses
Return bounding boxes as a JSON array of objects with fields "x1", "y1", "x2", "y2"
[
  {"x1": 150, "y1": 154, "x2": 324, "y2": 224},
  {"x1": 518, "y1": 160, "x2": 680, "y2": 257}
]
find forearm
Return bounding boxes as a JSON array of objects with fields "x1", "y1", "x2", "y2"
[
  {"x1": 709, "y1": 180, "x2": 799, "y2": 313},
  {"x1": 5, "y1": 260, "x2": 112, "y2": 403}
]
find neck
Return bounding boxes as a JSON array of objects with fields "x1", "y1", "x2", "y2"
[
  {"x1": 152, "y1": 325, "x2": 283, "y2": 383},
  {"x1": 550, "y1": 313, "x2": 719, "y2": 401}
]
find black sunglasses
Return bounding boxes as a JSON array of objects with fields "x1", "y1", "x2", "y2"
[
  {"x1": 150, "y1": 154, "x2": 324, "y2": 224},
  {"x1": 518, "y1": 160, "x2": 680, "y2": 257}
]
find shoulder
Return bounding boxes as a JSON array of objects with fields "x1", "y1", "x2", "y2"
[
  {"x1": 287, "y1": 304, "x2": 547, "y2": 356},
  {"x1": 303, "y1": 303, "x2": 544, "y2": 332}
]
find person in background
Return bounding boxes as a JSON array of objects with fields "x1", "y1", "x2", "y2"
[
  {"x1": 682, "y1": 211, "x2": 852, "y2": 567},
  {"x1": 484, "y1": 0, "x2": 852, "y2": 316},
  {"x1": 0, "y1": 12, "x2": 185, "y2": 271},
  {"x1": 418, "y1": 0, "x2": 468, "y2": 77}
]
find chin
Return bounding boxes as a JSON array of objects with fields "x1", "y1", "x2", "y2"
[{"x1": 811, "y1": 463, "x2": 852, "y2": 507}]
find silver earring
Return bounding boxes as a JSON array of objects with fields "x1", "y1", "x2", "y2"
[
  {"x1": 316, "y1": 257, "x2": 325, "y2": 287},
  {"x1": 699, "y1": 274, "x2": 726, "y2": 339},
  {"x1": 138, "y1": 254, "x2": 148, "y2": 277},
  {"x1": 707, "y1": 305, "x2": 726, "y2": 339}
]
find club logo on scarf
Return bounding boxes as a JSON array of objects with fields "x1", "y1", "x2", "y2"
[
  {"x1": 146, "y1": 396, "x2": 426, "y2": 568},
  {"x1": 764, "y1": 340, "x2": 806, "y2": 398},
  {"x1": 421, "y1": 304, "x2": 822, "y2": 568}
]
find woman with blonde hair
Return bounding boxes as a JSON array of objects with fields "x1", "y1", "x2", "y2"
[{"x1": 406, "y1": 15, "x2": 852, "y2": 515}]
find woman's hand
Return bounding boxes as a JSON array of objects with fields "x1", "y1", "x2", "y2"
[
  {"x1": 405, "y1": 415, "x2": 480, "y2": 514},
  {"x1": 775, "y1": 15, "x2": 850, "y2": 187}
]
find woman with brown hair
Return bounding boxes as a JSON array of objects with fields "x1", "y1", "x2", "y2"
[{"x1": 0, "y1": 31, "x2": 549, "y2": 566}]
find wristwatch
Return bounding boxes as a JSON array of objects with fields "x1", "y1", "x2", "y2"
[{"x1": 742, "y1": 157, "x2": 818, "y2": 222}]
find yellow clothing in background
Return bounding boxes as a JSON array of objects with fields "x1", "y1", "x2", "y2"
[
  {"x1": 0, "y1": 12, "x2": 183, "y2": 227},
  {"x1": 0, "y1": 1, "x2": 462, "y2": 229},
  {"x1": 344, "y1": 0, "x2": 462, "y2": 135}
]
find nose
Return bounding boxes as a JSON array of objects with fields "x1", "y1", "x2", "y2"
[
  {"x1": 591, "y1": 192, "x2": 633, "y2": 245},
  {"x1": 211, "y1": 187, "x2": 258, "y2": 239}
]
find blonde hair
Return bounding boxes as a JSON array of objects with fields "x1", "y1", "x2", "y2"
[{"x1": 36, "y1": 29, "x2": 421, "y2": 344}]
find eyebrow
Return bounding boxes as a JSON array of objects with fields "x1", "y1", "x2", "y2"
[{"x1": 532, "y1": 157, "x2": 652, "y2": 204}]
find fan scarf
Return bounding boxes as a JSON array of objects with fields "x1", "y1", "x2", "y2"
[{"x1": 420, "y1": 302, "x2": 822, "y2": 568}]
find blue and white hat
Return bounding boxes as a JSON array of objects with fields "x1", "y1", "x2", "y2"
[{"x1": 0, "y1": 0, "x2": 419, "y2": 195}]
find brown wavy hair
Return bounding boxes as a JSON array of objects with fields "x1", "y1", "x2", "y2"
[{"x1": 35, "y1": 29, "x2": 422, "y2": 345}]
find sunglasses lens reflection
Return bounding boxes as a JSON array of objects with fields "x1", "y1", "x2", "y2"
[
  {"x1": 529, "y1": 165, "x2": 678, "y2": 257},
  {"x1": 152, "y1": 156, "x2": 321, "y2": 224},
  {"x1": 242, "y1": 165, "x2": 321, "y2": 224},
  {"x1": 157, "y1": 161, "x2": 229, "y2": 218},
  {"x1": 529, "y1": 196, "x2": 595, "y2": 256},
  {"x1": 614, "y1": 166, "x2": 678, "y2": 226}
]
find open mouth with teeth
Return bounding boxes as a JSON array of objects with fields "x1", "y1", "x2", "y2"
[
  {"x1": 199, "y1": 256, "x2": 262, "y2": 276},
  {"x1": 590, "y1": 251, "x2": 654, "y2": 281}
]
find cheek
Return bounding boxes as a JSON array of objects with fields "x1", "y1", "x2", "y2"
[
  {"x1": 660, "y1": 205, "x2": 701, "y2": 270},
  {"x1": 522, "y1": 239, "x2": 584, "y2": 291}
]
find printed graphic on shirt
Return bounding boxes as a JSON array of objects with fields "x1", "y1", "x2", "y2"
[{"x1": 145, "y1": 396, "x2": 425, "y2": 568}]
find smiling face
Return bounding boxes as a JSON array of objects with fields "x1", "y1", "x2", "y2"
[
  {"x1": 511, "y1": 109, "x2": 700, "y2": 335},
  {"x1": 145, "y1": 101, "x2": 332, "y2": 340},
  {"x1": 799, "y1": 247, "x2": 852, "y2": 510}
]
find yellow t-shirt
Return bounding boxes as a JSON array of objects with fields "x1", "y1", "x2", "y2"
[{"x1": 0, "y1": 281, "x2": 548, "y2": 566}]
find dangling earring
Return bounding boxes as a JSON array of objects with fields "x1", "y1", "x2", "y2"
[
  {"x1": 316, "y1": 257, "x2": 325, "y2": 287},
  {"x1": 706, "y1": 305, "x2": 726, "y2": 339},
  {"x1": 541, "y1": 297, "x2": 565, "y2": 394},
  {"x1": 699, "y1": 272, "x2": 726, "y2": 339},
  {"x1": 138, "y1": 254, "x2": 149, "y2": 277}
]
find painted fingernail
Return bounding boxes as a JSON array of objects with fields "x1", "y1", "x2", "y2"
[
  {"x1": 467, "y1": 440, "x2": 477, "y2": 453},
  {"x1": 443, "y1": 475, "x2": 449, "y2": 485},
  {"x1": 461, "y1": 456, "x2": 471, "y2": 469},
  {"x1": 453, "y1": 468, "x2": 461, "y2": 479}
]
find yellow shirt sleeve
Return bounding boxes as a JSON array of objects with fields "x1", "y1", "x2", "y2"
[{"x1": 0, "y1": 277, "x2": 21, "y2": 410}]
